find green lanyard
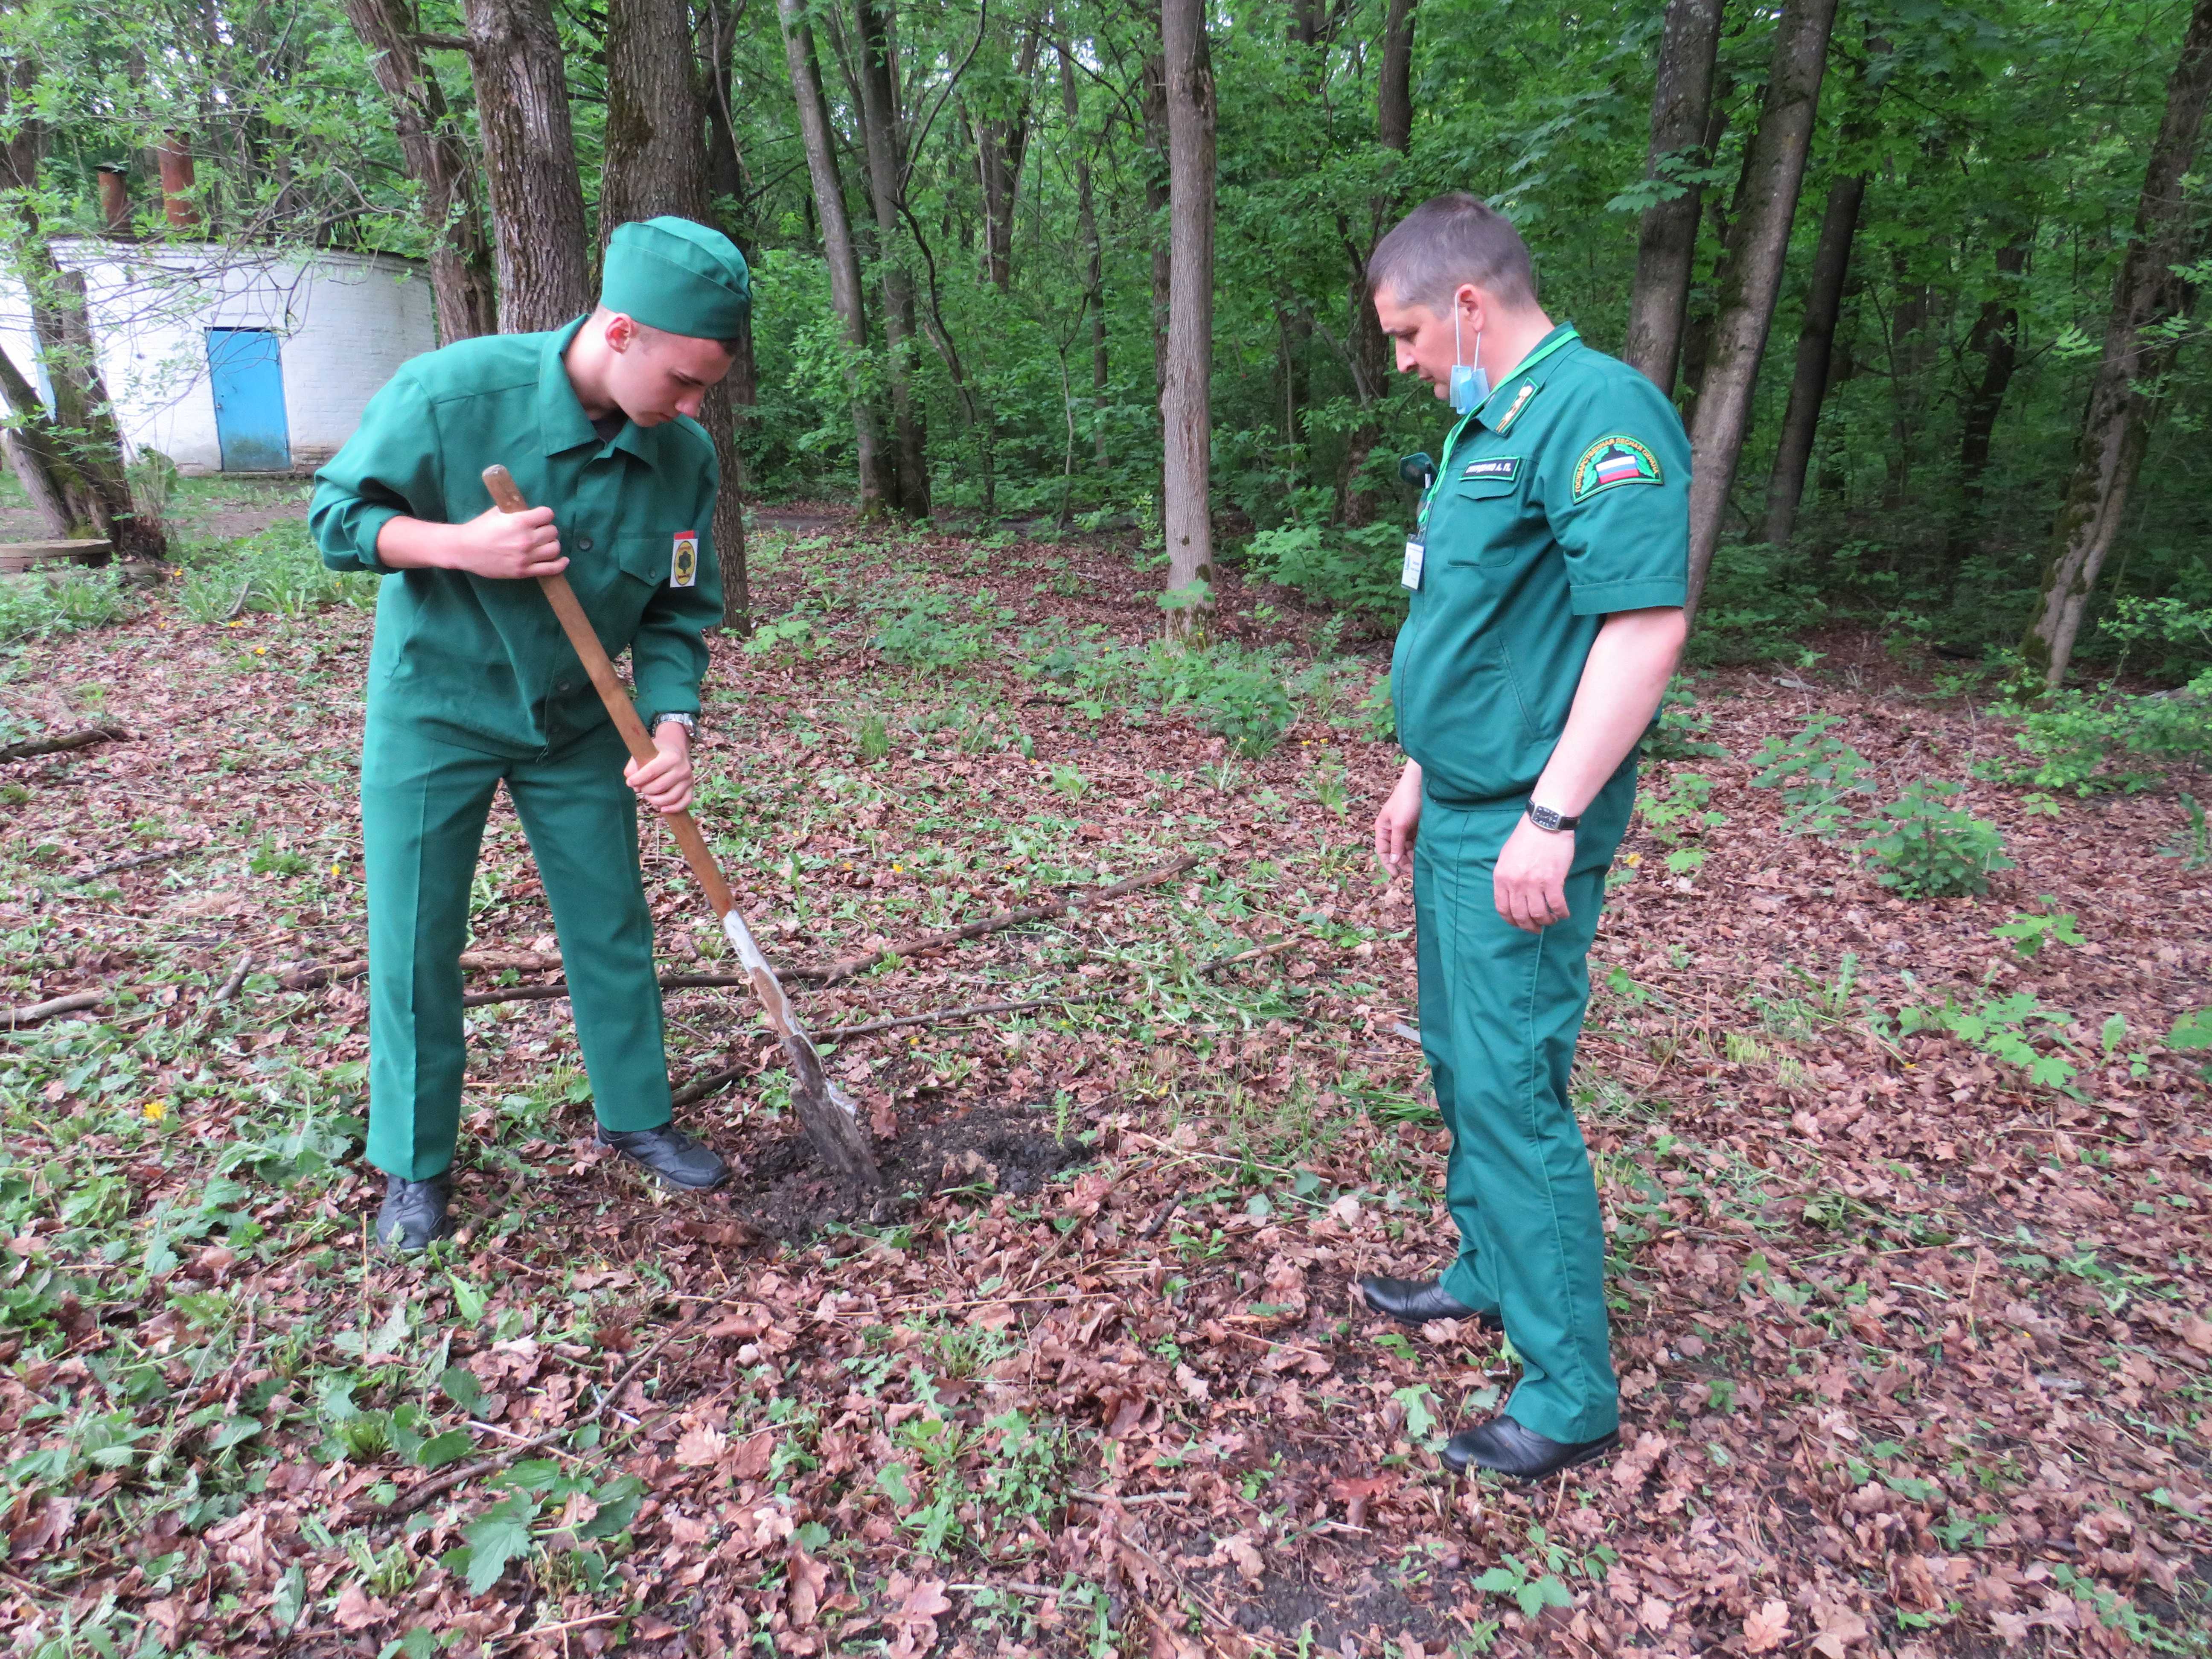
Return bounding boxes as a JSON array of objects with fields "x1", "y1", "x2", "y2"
[{"x1": 1416, "y1": 325, "x2": 1581, "y2": 534}]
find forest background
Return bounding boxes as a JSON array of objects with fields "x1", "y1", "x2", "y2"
[{"x1": 6, "y1": 0, "x2": 2212, "y2": 701}]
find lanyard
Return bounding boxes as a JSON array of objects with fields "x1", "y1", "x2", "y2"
[{"x1": 1416, "y1": 325, "x2": 1581, "y2": 533}]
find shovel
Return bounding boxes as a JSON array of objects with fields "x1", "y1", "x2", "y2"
[{"x1": 481, "y1": 465, "x2": 882, "y2": 1187}]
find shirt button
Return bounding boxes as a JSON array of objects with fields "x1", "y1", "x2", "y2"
[{"x1": 578, "y1": 536, "x2": 594, "y2": 551}]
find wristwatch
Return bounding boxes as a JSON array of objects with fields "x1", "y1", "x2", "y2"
[
  {"x1": 649, "y1": 712, "x2": 697, "y2": 737},
  {"x1": 1525, "y1": 801, "x2": 1580, "y2": 833}
]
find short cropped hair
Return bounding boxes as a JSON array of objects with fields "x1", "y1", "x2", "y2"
[
  {"x1": 597, "y1": 305, "x2": 743, "y2": 358},
  {"x1": 1366, "y1": 193, "x2": 1538, "y2": 311}
]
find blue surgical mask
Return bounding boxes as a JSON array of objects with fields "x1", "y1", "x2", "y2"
[{"x1": 1450, "y1": 308, "x2": 1489, "y2": 414}]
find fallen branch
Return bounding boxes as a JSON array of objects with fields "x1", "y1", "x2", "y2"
[
  {"x1": 72, "y1": 842, "x2": 203, "y2": 883},
  {"x1": 1, "y1": 990, "x2": 105, "y2": 1029},
  {"x1": 448, "y1": 853, "x2": 1204, "y2": 1011},
  {"x1": 0, "y1": 725, "x2": 131, "y2": 764},
  {"x1": 1194, "y1": 937, "x2": 1293, "y2": 975}
]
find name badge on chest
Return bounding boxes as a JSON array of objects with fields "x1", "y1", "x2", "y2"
[
  {"x1": 670, "y1": 531, "x2": 699, "y2": 588},
  {"x1": 1400, "y1": 537, "x2": 1424, "y2": 591}
]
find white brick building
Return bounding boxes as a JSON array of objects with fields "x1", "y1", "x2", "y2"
[{"x1": 0, "y1": 239, "x2": 437, "y2": 475}]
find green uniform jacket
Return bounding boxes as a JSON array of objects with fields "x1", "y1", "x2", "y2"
[
  {"x1": 310, "y1": 316, "x2": 723, "y2": 755},
  {"x1": 1392, "y1": 323, "x2": 1689, "y2": 806}
]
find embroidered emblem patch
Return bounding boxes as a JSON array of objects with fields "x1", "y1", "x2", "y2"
[
  {"x1": 1571, "y1": 437, "x2": 1663, "y2": 501},
  {"x1": 670, "y1": 531, "x2": 699, "y2": 588},
  {"x1": 1493, "y1": 382, "x2": 1538, "y2": 433},
  {"x1": 1461, "y1": 455, "x2": 1522, "y2": 484}
]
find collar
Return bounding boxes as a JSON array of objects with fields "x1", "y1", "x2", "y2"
[
  {"x1": 537, "y1": 315, "x2": 656, "y2": 463},
  {"x1": 1473, "y1": 321, "x2": 1580, "y2": 434}
]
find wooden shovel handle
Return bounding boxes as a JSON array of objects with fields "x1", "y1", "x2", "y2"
[{"x1": 481, "y1": 464, "x2": 738, "y2": 921}]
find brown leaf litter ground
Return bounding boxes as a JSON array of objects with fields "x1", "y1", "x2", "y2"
[{"x1": 0, "y1": 506, "x2": 2207, "y2": 1658}]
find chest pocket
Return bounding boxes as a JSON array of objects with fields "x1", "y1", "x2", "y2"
[
  {"x1": 1441, "y1": 472, "x2": 1526, "y2": 568},
  {"x1": 614, "y1": 534, "x2": 675, "y2": 589}
]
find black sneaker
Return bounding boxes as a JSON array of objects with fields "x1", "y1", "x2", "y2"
[
  {"x1": 1443, "y1": 1415, "x2": 1620, "y2": 1480},
  {"x1": 596, "y1": 1124, "x2": 730, "y2": 1190}
]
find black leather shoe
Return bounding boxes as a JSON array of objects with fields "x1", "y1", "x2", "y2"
[
  {"x1": 1356, "y1": 1275, "x2": 1504, "y2": 1333},
  {"x1": 597, "y1": 1124, "x2": 729, "y2": 1190},
  {"x1": 1442, "y1": 1415, "x2": 1619, "y2": 1479},
  {"x1": 376, "y1": 1175, "x2": 454, "y2": 1254}
]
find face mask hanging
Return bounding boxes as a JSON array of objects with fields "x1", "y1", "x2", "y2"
[{"x1": 1449, "y1": 301, "x2": 1490, "y2": 415}]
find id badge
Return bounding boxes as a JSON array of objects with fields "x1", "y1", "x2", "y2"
[{"x1": 1400, "y1": 537, "x2": 1425, "y2": 591}]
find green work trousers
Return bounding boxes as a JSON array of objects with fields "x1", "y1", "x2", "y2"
[
  {"x1": 1413, "y1": 766, "x2": 1635, "y2": 1445},
  {"x1": 361, "y1": 714, "x2": 672, "y2": 1180}
]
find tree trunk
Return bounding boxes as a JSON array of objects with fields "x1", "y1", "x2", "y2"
[
  {"x1": 600, "y1": 0, "x2": 751, "y2": 632},
  {"x1": 1160, "y1": 0, "x2": 1216, "y2": 630},
  {"x1": 975, "y1": 29, "x2": 1042, "y2": 292},
  {"x1": 1140, "y1": 46, "x2": 1172, "y2": 407},
  {"x1": 461, "y1": 0, "x2": 591, "y2": 332},
  {"x1": 1761, "y1": 170, "x2": 1864, "y2": 545},
  {"x1": 1337, "y1": 0, "x2": 1418, "y2": 528},
  {"x1": 777, "y1": 0, "x2": 892, "y2": 518},
  {"x1": 26, "y1": 266, "x2": 167, "y2": 563},
  {"x1": 698, "y1": 0, "x2": 762, "y2": 504},
  {"x1": 1684, "y1": 0, "x2": 1840, "y2": 617},
  {"x1": 1624, "y1": 0, "x2": 1726, "y2": 393},
  {"x1": 852, "y1": 0, "x2": 929, "y2": 517},
  {"x1": 336, "y1": 0, "x2": 495, "y2": 341},
  {"x1": 1955, "y1": 235, "x2": 2032, "y2": 517},
  {"x1": 2024, "y1": 0, "x2": 2212, "y2": 685},
  {"x1": 0, "y1": 340, "x2": 92, "y2": 538},
  {"x1": 1059, "y1": 37, "x2": 1110, "y2": 466}
]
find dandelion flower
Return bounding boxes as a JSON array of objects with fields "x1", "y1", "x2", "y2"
[{"x1": 143, "y1": 1100, "x2": 168, "y2": 1123}]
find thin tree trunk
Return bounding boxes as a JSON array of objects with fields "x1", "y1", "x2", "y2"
[
  {"x1": 2025, "y1": 0, "x2": 2212, "y2": 685},
  {"x1": 777, "y1": 0, "x2": 892, "y2": 518},
  {"x1": 1338, "y1": 0, "x2": 1418, "y2": 528},
  {"x1": 852, "y1": 0, "x2": 929, "y2": 517},
  {"x1": 1684, "y1": 0, "x2": 1841, "y2": 617},
  {"x1": 1624, "y1": 0, "x2": 1726, "y2": 393},
  {"x1": 1955, "y1": 235, "x2": 2032, "y2": 516},
  {"x1": 600, "y1": 0, "x2": 751, "y2": 632},
  {"x1": 26, "y1": 266, "x2": 167, "y2": 562},
  {"x1": 1160, "y1": 0, "x2": 1216, "y2": 629},
  {"x1": 1140, "y1": 46, "x2": 1172, "y2": 408},
  {"x1": 1059, "y1": 37, "x2": 1109, "y2": 466},
  {"x1": 976, "y1": 29, "x2": 1042, "y2": 292},
  {"x1": 698, "y1": 0, "x2": 762, "y2": 507},
  {"x1": 461, "y1": 0, "x2": 591, "y2": 332},
  {"x1": 1761, "y1": 170, "x2": 1864, "y2": 545},
  {"x1": 0, "y1": 340, "x2": 90, "y2": 538},
  {"x1": 336, "y1": 0, "x2": 496, "y2": 341}
]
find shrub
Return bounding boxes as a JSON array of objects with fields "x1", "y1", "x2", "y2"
[
  {"x1": 1685, "y1": 541, "x2": 1825, "y2": 665},
  {"x1": 869, "y1": 587, "x2": 1005, "y2": 672},
  {"x1": 1857, "y1": 780, "x2": 2013, "y2": 898},
  {"x1": 1243, "y1": 521, "x2": 1408, "y2": 623},
  {"x1": 1993, "y1": 670, "x2": 2212, "y2": 795},
  {"x1": 1644, "y1": 677, "x2": 1726, "y2": 760},
  {"x1": 1749, "y1": 714, "x2": 1874, "y2": 836},
  {"x1": 1136, "y1": 640, "x2": 1297, "y2": 757}
]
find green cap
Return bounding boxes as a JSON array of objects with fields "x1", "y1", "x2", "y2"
[{"x1": 600, "y1": 216, "x2": 751, "y2": 341}]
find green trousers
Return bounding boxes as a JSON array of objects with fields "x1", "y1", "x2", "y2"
[
  {"x1": 361, "y1": 714, "x2": 672, "y2": 1180},
  {"x1": 1413, "y1": 767, "x2": 1635, "y2": 1445}
]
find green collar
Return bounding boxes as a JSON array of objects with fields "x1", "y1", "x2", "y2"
[
  {"x1": 1475, "y1": 322, "x2": 1580, "y2": 434},
  {"x1": 538, "y1": 315, "x2": 656, "y2": 463}
]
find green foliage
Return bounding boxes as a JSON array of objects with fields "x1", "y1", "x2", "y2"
[
  {"x1": 0, "y1": 569, "x2": 138, "y2": 643},
  {"x1": 1023, "y1": 629, "x2": 1300, "y2": 757},
  {"x1": 1643, "y1": 678, "x2": 1726, "y2": 760},
  {"x1": 1990, "y1": 901, "x2": 2084, "y2": 959},
  {"x1": 1473, "y1": 1552, "x2": 1575, "y2": 1619},
  {"x1": 744, "y1": 615, "x2": 817, "y2": 658},
  {"x1": 1895, "y1": 992, "x2": 2083, "y2": 1093},
  {"x1": 1749, "y1": 714, "x2": 1874, "y2": 837},
  {"x1": 1685, "y1": 544, "x2": 1825, "y2": 665},
  {"x1": 1857, "y1": 781, "x2": 2014, "y2": 898},
  {"x1": 1993, "y1": 669, "x2": 2212, "y2": 794},
  {"x1": 1242, "y1": 521, "x2": 1408, "y2": 622},
  {"x1": 1637, "y1": 771, "x2": 1727, "y2": 873},
  {"x1": 870, "y1": 587, "x2": 1008, "y2": 672},
  {"x1": 178, "y1": 521, "x2": 375, "y2": 622},
  {"x1": 2160, "y1": 792, "x2": 2209, "y2": 868}
]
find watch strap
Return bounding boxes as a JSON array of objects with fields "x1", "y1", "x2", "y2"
[{"x1": 1525, "y1": 801, "x2": 1580, "y2": 832}]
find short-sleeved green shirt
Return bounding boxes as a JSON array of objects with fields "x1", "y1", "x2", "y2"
[
  {"x1": 1390, "y1": 323, "x2": 1689, "y2": 807},
  {"x1": 310, "y1": 315, "x2": 722, "y2": 757}
]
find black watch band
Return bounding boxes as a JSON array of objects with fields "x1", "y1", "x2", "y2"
[{"x1": 1525, "y1": 802, "x2": 1580, "y2": 833}]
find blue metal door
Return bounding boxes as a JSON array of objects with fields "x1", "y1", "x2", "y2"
[{"x1": 205, "y1": 327, "x2": 291, "y2": 472}]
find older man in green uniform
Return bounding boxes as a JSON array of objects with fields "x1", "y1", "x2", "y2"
[
  {"x1": 1353, "y1": 194, "x2": 1689, "y2": 1479},
  {"x1": 311, "y1": 217, "x2": 751, "y2": 1252}
]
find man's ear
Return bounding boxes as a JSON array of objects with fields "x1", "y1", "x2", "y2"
[{"x1": 604, "y1": 312, "x2": 639, "y2": 353}]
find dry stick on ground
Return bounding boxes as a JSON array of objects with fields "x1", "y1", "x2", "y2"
[
  {"x1": 360, "y1": 1329, "x2": 681, "y2": 1524},
  {"x1": 0, "y1": 724, "x2": 131, "y2": 764},
  {"x1": 1, "y1": 990, "x2": 105, "y2": 1028}
]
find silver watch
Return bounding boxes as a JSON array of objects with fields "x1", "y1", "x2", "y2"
[{"x1": 649, "y1": 712, "x2": 697, "y2": 737}]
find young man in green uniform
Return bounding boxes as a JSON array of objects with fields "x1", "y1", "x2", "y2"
[
  {"x1": 311, "y1": 216, "x2": 751, "y2": 1252},
  {"x1": 1354, "y1": 194, "x2": 1688, "y2": 1479}
]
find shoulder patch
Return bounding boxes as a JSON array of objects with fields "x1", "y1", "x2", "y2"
[
  {"x1": 1460, "y1": 455, "x2": 1522, "y2": 483},
  {"x1": 1491, "y1": 381, "x2": 1538, "y2": 433},
  {"x1": 1571, "y1": 436, "x2": 1664, "y2": 501}
]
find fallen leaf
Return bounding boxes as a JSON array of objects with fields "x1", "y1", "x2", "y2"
[
  {"x1": 1743, "y1": 1599, "x2": 1790, "y2": 1653},
  {"x1": 1222, "y1": 1534, "x2": 1265, "y2": 1584},
  {"x1": 673, "y1": 1425, "x2": 728, "y2": 1468}
]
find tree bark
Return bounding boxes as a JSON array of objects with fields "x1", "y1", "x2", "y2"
[
  {"x1": 2024, "y1": 0, "x2": 2212, "y2": 686},
  {"x1": 1761, "y1": 169, "x2": 1865, "y2": 545},
  {"x1": 461, "y1": 0, "x2": 591, "y2": 332},
  {"x1": 777, "y1": 0, "x2": 892, "y2": 518},
  {"x1": 1684, "y1": 0, "x2": 1840, "y2": 617},
  {"x1": 1956, "y1": 234, "x2": 2032, "y2": 516},
  {"x1": 1624, "y1": 0, "x2": 1726, "y2": 394},
  {"x1": 335, "y1": 0, "x2": 496, "y2": 342},
  {"x1": 1338, "y1": 0, "x2": 1418, "y2": 528},
  {"x1": 975, "y1": 27, "x2": 1042, "y2": 292},
  {"x1": 852, "y1": 0, "x2": 929, "y2": 517},
  {"x1": 600, "y1": 0, "x2": 751, "y2": 632},
  {"x1": 1140, "y1": 46, "x2": 1172, "y2": 407},
  {"x1": 1059, "y1": 36, "x2": 1110, "y2": 466},
  {"x1": 0, "y1": 340, "x2": 88, "y2": 538},
  {"x1": 1160, "y1": 0, "x2": 1217, "y2": 629}
]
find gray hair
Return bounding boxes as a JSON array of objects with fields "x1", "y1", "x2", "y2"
[{"x1": 1366, "y1": 193, "x2": 1538, "y2": 311}]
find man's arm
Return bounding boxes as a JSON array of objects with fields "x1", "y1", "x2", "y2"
[
  {"x1": 374, "y1": 508, "x2": 570, "y2": 579},
  {"x1": 1493, "y1": 605, "x2": 1685, "y2": 932}
]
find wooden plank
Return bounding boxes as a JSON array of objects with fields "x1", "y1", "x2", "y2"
[{"x1": 0, "y1": 540, "x2": 113, "y2": 573}]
